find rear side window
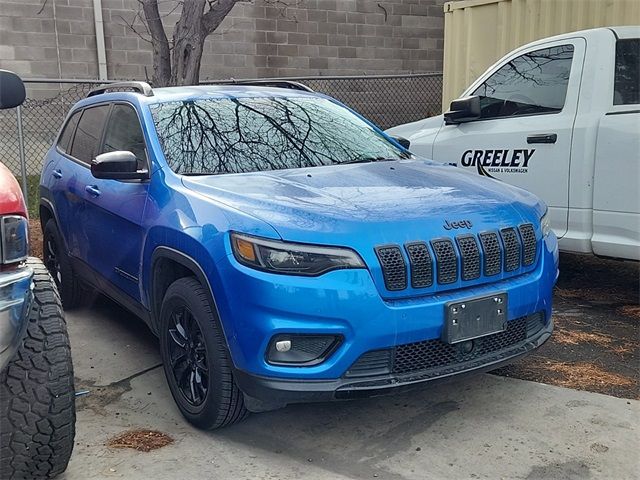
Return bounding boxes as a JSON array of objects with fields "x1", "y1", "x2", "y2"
[
  {"x1": 57, "y1": 110, "x2": 81, "y2": 153},
  {"x1": 70, "y1": 105, "x2": 110, "y2": 163},
  {"x1": 101, "y1": 104, "x2": 147, "y2": 167},
  {"x1": 614, "y1": 39, "x2": 639, "y2": 105},
  {"x1": 472, "y1": 44, "x2": 574, "y2": 119}
]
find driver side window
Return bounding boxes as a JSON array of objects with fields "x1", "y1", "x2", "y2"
[
  {"x1": 101, "y1": 104, "x2": 147, "y2": 169},
  {"x1": 472, "y1": 44, "x2": 574, "y2": 120}
]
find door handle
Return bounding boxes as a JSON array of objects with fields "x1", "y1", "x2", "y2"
[
  {"x1": 85, "y1": 185, "x2": 101, "y2": 197},
  {"x1": 52, "y1": 169, "x2": 62, "y2": 179},
  {"x1": 527, "y1": 133, "x2": 557, "y2": 144}
]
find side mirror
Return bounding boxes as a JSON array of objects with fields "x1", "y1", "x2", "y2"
[
  {"x1": 91, "y1": 151, "x2": 148, "y2": 180},
  {"x1": 444, "y1": 95, "x2": 481, "y2": 125},
  {"x1": 392, "y1": 136, "x2": 411, "y2": 149},
  {"x1": 0, "y1": 70, "x2": 26, "y2": 110}
]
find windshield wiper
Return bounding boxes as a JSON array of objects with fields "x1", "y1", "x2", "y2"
[{"x1": 341, "y1": 156, "x2": 397, "y2": 165}]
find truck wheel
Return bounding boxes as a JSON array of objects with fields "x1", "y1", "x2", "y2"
[
  {"x1": 0, "y1": 258, "x2": 75, "y2": 479},
  {"x1": 159, "y1": 277, "x2": 248, "y2": 429},
  {"x1": 43, "y1": 219, "x2": 81, "y2": 309}
]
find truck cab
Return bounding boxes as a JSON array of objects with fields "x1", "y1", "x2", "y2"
[{"x1": 388, "y1": 27, "x2": 640, "y2": 260}]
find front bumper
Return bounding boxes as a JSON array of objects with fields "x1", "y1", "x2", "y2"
[
  {"x1": 0, "y1": 266, "x2": 34, "y2": 370},
  {"x1": 236, "y1": 314, "x2": 553, "y2": 410},
  {"x1": 212, "y1": 231, "x2": 558, "y2": 381}
]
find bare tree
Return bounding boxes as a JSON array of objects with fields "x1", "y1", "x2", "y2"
[
  {"x1": 119, "y1": 1, "x2": 297, "y2": 87},
  {"x1": 138, "y1": 0, "x2": 239, "y2": 86}
]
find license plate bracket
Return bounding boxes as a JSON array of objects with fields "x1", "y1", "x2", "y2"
[{"x1": 443, "y1": 293, "x2": 508, "y2": 344}]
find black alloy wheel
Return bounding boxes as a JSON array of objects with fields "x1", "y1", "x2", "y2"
[
  {"x1": 167, "y1": 305, "x2": 209, "y2": 407},
  {"x1": 159, "y1": 277, "x2": 248, "y2": 429}
]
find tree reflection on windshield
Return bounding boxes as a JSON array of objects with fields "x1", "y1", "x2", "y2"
[{"x1": 151, "y1": 96, "x2": 408, "y2": 175}]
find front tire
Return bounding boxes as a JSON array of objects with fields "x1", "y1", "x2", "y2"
[
  {"x1": 159, "y1": 277, "x2": 248, "y2": 429},
  {"x1": 43, "y1": 219, "x2": 81, "y2": 309},
  {"x1": 0, "y1": 258, "x2": 75, "y2": 479}
]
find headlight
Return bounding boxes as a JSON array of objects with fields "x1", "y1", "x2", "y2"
[
  {"x1": 231, "y1": 233, "x2": 365, "y2": 276},
  {"x1": 1, "y1": 215, "x2": 29, "y2": 264},
  {"x1": 540, "y1": 209, "x2": 551, "y2": 237}
]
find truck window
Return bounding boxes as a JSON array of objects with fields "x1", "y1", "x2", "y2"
[
  {"x1": 614, "y1": 39, "x2": 639, "y2": 105},
  {"x1": 472, "y1": 44, "x2": 574, "y2": 120},
  {"x1": 100, "y1": 104, "x2": 147, "y2": 168},
  {"x1": 70, "y1": 105, "x2": 110, "y2": 164}
]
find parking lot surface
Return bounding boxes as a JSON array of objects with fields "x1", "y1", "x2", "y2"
[{"x1": 61, "y1": 295, "x2": 639, "y2": 480}]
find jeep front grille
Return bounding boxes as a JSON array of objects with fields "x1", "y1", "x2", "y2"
[{"x1": 374, "y1": 223, "x2": 538, "y2": 292}]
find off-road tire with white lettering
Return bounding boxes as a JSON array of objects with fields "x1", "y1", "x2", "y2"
[{"x1": 0, "y1": 258, "x2": 75, "y2": 479}]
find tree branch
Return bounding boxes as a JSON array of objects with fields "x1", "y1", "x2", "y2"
[{"x1": 201, "y1": 0, "x2": 240, "y2": 35}]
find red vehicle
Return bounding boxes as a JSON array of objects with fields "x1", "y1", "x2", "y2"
[{"x1": 0, "y1": 70, "x2": 74, "y2": 478}]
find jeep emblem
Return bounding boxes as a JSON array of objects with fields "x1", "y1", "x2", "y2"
[{"x1": 444, "y1": 219, "x2": 473, "y2": 230}]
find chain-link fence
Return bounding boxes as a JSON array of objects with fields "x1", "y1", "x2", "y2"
[{"x1": 0, "y1": 73, "x2": 442, "y2": 216}]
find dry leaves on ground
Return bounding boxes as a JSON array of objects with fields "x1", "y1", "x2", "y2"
[
  {"x1": 107, "y1": 429, "x2": 174, "y2": 452},
  {"x1": 526, "y1": 359, "x2": 636, "y2": 392}
]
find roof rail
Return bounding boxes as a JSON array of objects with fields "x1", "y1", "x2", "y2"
[
  {"x1": 214, "y1": 79, "x2": 314, "y2": 92},
  {"x1": 87, "y1": 81, "x2": 154, "y2": 98}
]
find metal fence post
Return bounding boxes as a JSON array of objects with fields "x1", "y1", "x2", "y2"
[{"x1": 16, "y1": 105, "x2": 28, "y2": 211}]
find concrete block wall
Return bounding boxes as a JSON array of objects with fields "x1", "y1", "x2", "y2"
[{"x1": 0, "y1": 0, "x2": 445, "y2": 82}]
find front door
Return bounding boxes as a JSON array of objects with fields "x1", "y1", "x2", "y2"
[
  {"x1": 432, "y1": 38, "x2": 586, "y2": 238},
  {"x1": 82, "y1": 103, "x2": 150, "y2": 301}
]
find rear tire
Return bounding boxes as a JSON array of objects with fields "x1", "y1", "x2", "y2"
[
  {"x1": 43, "y1": 219, "x2": 81, "y2": 309},
  {"x1": 159, "y1": 277, "x2": 248, "y2": 429},
  {"x1": 0, "y1": 258, "x2": 76, "y2": 479}
]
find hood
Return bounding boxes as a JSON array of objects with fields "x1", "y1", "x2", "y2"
[{"x1": 182, "y1": 159, "x2": 544, "y2": 246}]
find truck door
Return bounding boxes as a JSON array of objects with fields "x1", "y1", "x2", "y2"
[
  {"x1": 432, "y1": 38, "x2": 586, "y2": 238},
  {"x1": 592, "y1": 38, "x2": 640, "y2": 260}
]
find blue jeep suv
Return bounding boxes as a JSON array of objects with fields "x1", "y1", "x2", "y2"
[{"x1": 39, "y1": 81, "x2": 558, "y2": 429}]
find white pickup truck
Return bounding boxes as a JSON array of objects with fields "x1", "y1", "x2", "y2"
[{"x1": 388, "y1": 27, "x2": 639, "y2": 261}]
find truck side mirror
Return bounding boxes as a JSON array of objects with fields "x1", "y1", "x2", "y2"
[
  {"x1": 91, "y1": 151, "x2": 149, "y2": 180},
  {"x1": 444, "y1": 95, "x2": 481, "y2": 125},
  {"x1": 0, "y1": 70, "x2": 26, "y2": 110}
]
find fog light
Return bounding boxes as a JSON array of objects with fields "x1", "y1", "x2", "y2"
[
  {"x1": 267, "y1": 334, "x2": 341, "y2": 366},
  {"x1": 275, "y1": 340, "x2": 291, "y2": 352}
]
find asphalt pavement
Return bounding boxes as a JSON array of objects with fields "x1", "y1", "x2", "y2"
[{"x1": 61, "y1": 297, "x2": 639, "y2": 480}]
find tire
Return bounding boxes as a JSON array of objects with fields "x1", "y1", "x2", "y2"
[
  {"x1": 159, "y1": 277, "x2": 248, "y2": 429},
  {"x1": 0, "y1": 258, "x2": 76, "y2": 479},
  {"x1": 43, "y1": 219, "x2": 81, "y2": 309}
]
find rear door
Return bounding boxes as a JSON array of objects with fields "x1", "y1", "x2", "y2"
[
  {"x1": 592, "y1": 37, "x2": 640, "y2": 259},
  {"x1": 81, "y1": 103, "x2": 150, "y2": 301},
  {"x1": 52, "y1": 104, "x2": 110, "y2": 260},
  {"x1": 432, "y1": 38, "x2": 586, "y2": 238}
]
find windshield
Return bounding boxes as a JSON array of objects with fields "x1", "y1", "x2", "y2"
[{"x1": 150, "y1": 95, "x2": 409, "y2": 175}]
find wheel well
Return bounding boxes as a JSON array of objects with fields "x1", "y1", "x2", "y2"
[
  {"x1": 151, "y1": 256, "x2": 197, "y2": 325},
  {"x1": 39, "y1": 204, "x2": 53, "y2": 231}
]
